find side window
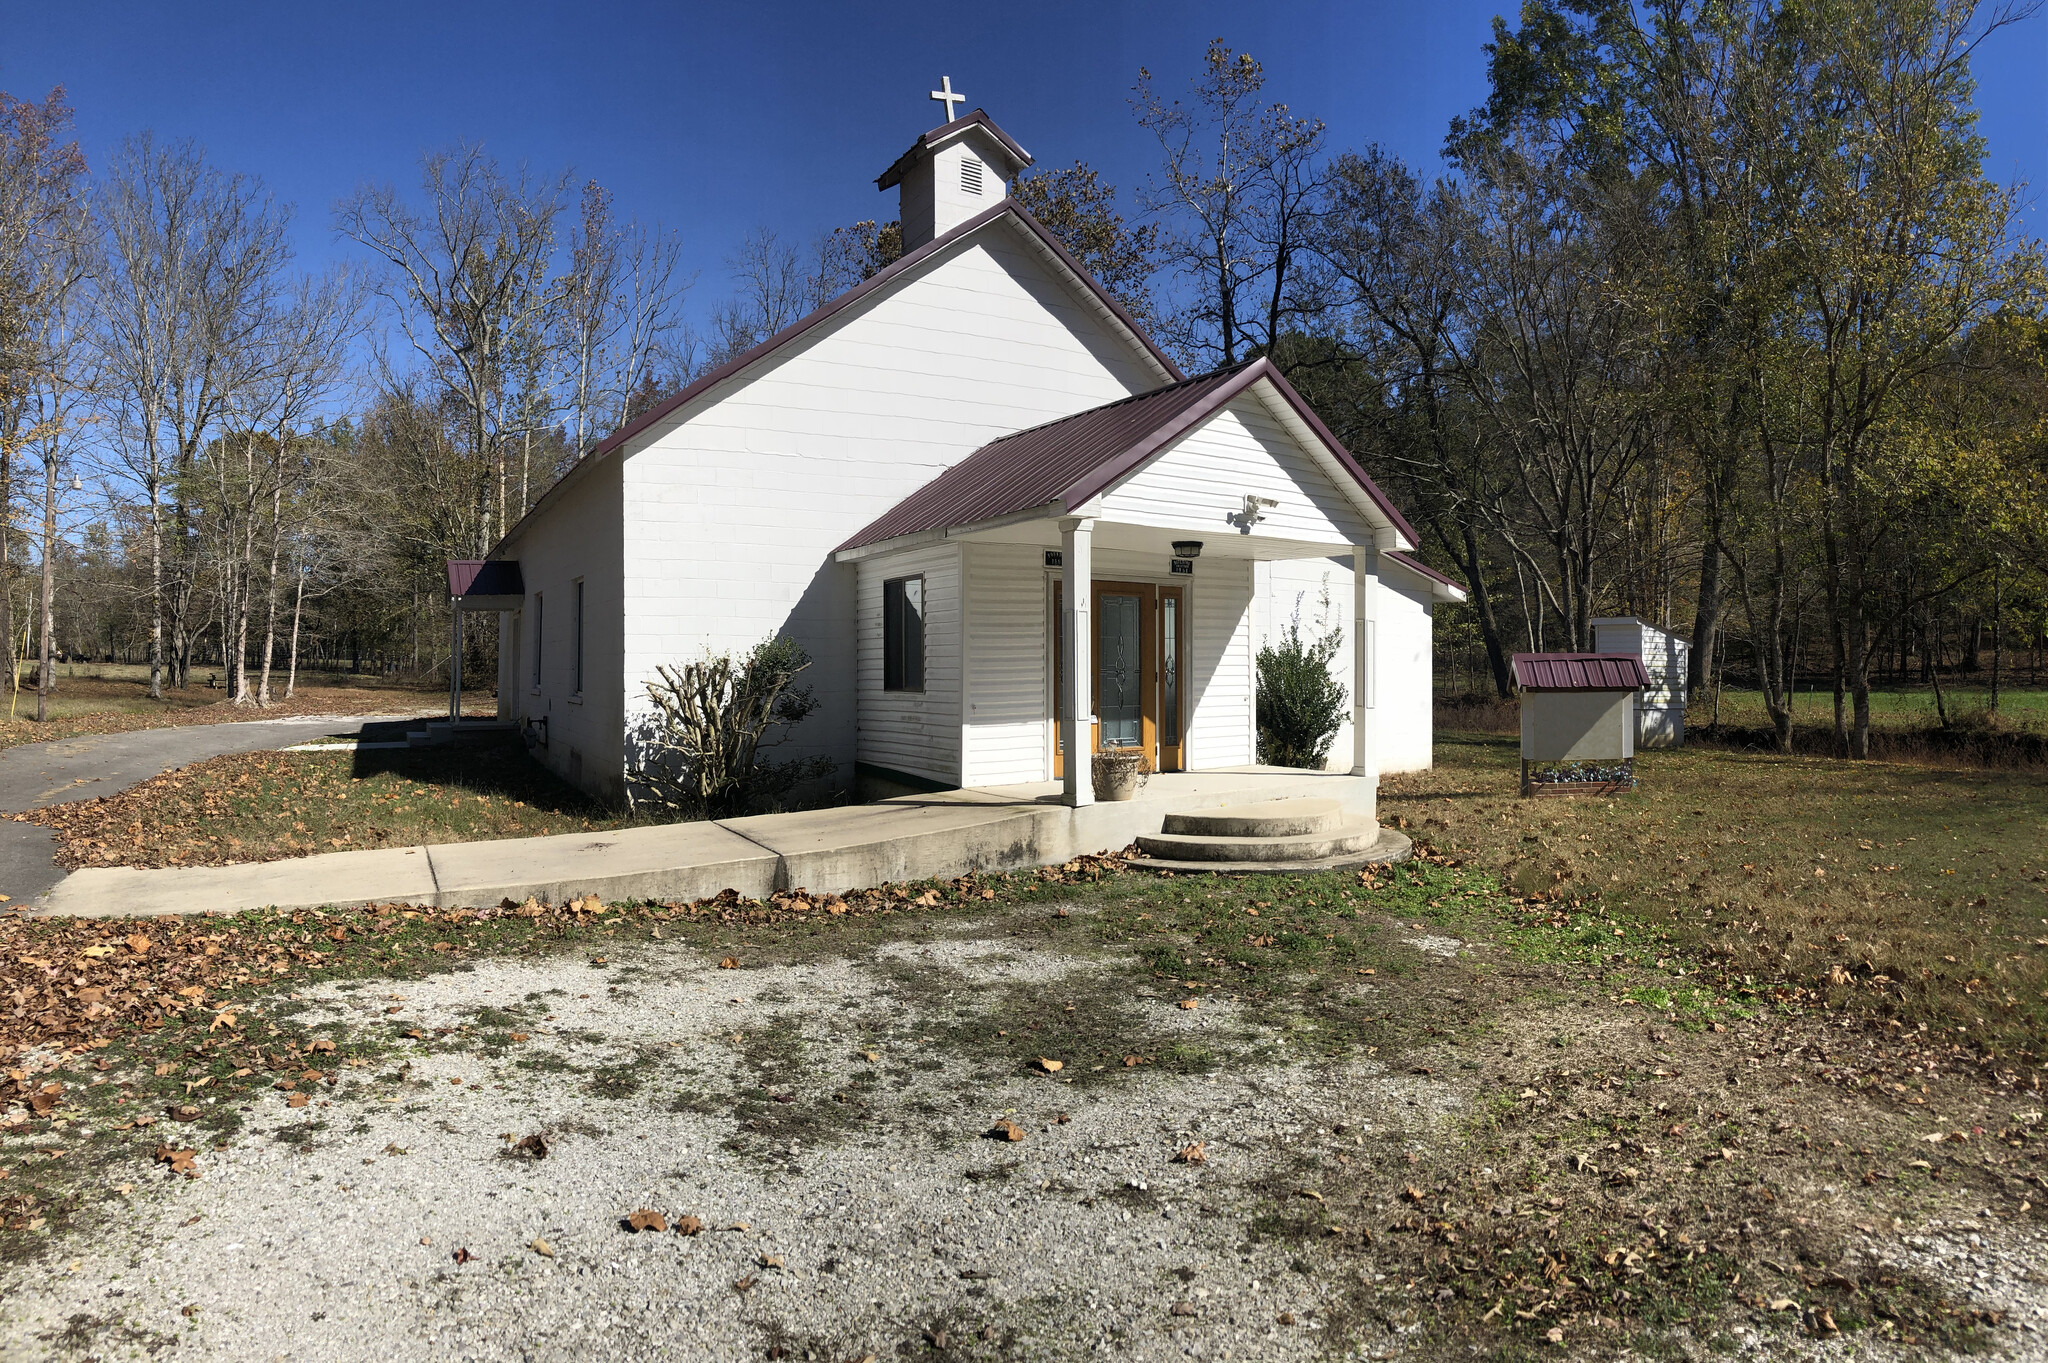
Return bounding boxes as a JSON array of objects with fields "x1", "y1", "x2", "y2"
[
  {"x1": 572, "y1": 579, "x2": 585, "y2": 695},
  {"x1": 531, "y1": 593, "x2": 543, "y2": 690},
  {"x1": 882, "y1": 575, "x2": 924, "y2": 692}
]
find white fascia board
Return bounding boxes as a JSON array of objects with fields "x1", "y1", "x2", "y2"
[{"x1": 835, "y1": 502, "x2": 1071, "y2": 563}]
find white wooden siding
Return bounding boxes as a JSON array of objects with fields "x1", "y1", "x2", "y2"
[
  {"x1": 620, "y1": 218, "x2": 1162, "y2": 783},
  {"x1": 1375, "y1": 567, "x2": 1436, "y2": 775},
  {"x1": 1257, "y1": 554, "x2": 1438, "y2": 775},
  {"x1": 960, "y1": 543, "x2": 1050, "y2": 786},
  {"x1": 1188, "y1": 556, "x2": 1255, "y2": 769},
  {"x1": 500, "y1": 455, "x2": 627, "y2": 801},
  {"x1": 1099, "y1": 395, "x2": 1371, "y2": 547},
  {"x1": 855, "y1": 545, "x2": 963, "y2": 785}
]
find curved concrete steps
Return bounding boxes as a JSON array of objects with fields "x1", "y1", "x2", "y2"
[{"x1": 1133, "y1": 797, "x2": 1412, "y2": 874}]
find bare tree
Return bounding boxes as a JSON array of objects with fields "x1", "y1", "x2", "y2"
[
  {"x1": 335, "y1": 145, "x2": 566, "y2": 556},
  {"x1": 95, "y1": 133, "x2": 291, "y2": 693},
  {"x1": 0, "y1": 85, "x2": 89, "y2": 694},
  {"x1": 556, "y1": 180, "x2": 688, "y2": 457},
  {"x1": 1132, "y1": 39, "x2": 1326, "y2": 369}
]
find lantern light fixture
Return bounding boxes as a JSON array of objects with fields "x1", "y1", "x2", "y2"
[{"x1": 1171, "y1": 540, "x2": 1203, "y2": 558}]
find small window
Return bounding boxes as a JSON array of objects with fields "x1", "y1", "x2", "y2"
[
  {"x1": 961, "y1": 157, "x2": 984, "y2": 196},
  {"x1": 572, "y1": 579, "x2": 585, "y2": 695},
  {"x1": 883, "y1": 575, "x2": 925, "y2": 691},
  {"x1": 532, "y1": 593, "x2": 544, "y2": 689}
]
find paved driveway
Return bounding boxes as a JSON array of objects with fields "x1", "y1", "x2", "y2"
[{"x1": 0, "y1": 716, "x2": 414, "y2": 903}]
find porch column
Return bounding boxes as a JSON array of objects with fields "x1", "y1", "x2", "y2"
[
  {"x1": 1350, "y1": 544, "x2": 1379, "y2": 779},
  {"x1": 1060, "y1": 515, "x2": 1095, "y2": 807}
]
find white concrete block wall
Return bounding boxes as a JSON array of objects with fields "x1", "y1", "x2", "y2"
[
  {"x1": 618, "y1": 220, "x2": 1163, "y2": 787},
  {"x1": 854, "y1": 544, "x2": 962, "y2": 786}
]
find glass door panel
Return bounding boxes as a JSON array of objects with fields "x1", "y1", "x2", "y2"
[{"x1": 1097, "y1": 593, "x2": 1143, "y2": 748}]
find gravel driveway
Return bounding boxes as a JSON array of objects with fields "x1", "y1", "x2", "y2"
[{"x1": 0, "y1": 914, "x2": 1476, "y2": 1363}]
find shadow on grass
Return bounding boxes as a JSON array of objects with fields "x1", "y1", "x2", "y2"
[{"x1": 346, "y1": 736, "x2": 611, "y2": 821}]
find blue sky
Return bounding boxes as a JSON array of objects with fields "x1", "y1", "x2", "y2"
[{"x1": 4, "y1": 0, "x2": 2044, "y2": 322}]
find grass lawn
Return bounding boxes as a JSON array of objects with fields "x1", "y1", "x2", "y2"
[
  {"x1": 0, "y1": 674, "x2": 490, "y2": 752},
  {"x1": 24, "y1": 740, "x2": 620, "y2": 867},
  {"x1": 1698, "y1": 682, "x2": 2048, "y2": 733},
  {"x1": 1382, "y1": 732, "x2": 2048, "y2": 1061}
]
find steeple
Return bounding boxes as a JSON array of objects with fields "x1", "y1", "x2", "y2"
[{"x1": 876, "y1": 85, "x2": 1033, "y2": 250}]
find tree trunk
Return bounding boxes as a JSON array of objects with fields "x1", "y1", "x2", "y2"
[
  {"x1": 37, "y1": 452, "x2": 58, "y2": 722},
  {"x1": 1990, "y1": 564, "x2": 2002, "y2": 715},
  {"x1": 286, "y1": 569, "x2": 305, "y2": 699},
  {"x1": 1688, "y1": 540, "x2": 1722, "y2": 699},
  {"x1": 148, "y1": 462, "x2": 164, "y2": 700},
  {"x1": 258, "y1": 486, "x2": 283, "y2": 705},
  {"x1": 0, "y1": 446, "x2": 12, "y2": 699}
]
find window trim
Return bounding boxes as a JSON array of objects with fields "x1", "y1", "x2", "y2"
[
  {"x1": 571, "y1": 578, "x2": 585, "y2": 697},
  {"x1": 882, "y1": 574, "x2": 926, "y2": 693},
  {"x1": 531, "y1": 592, "x2": 544, "y2": 693}
]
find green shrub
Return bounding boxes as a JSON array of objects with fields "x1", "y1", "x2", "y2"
[{"x1": 1257, "y1": 615, "x2": 1348, "y2": 768}]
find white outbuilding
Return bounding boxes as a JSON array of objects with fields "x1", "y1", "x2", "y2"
[{"x1": 1590, "y1": 616, "x2": 1690, "y2": 748}]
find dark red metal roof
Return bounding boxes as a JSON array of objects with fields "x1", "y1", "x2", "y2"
[
  {"x1": 835, "y1": 359, "x2": 1419, "y2": 553},
  {"x1": 876, "y1": 109, "x2": 1033, "y2": 189},
  {"x1": 1511, "y1": 652, "x2": 1651, "y2": 691},
  {"x1": 446, "y1": 559, "x2": 524, "y2": 600}
]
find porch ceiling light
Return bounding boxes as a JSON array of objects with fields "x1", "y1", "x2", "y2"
[{"x1": 1172, "y1": 540, "x2": 1203, "y2": 558}]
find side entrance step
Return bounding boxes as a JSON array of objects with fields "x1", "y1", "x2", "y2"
[
  {"x1": 1132, "y1": 797, "x2": 1412, "y2": 875},
  {"x1": 407, "y1": 719, "x2": 521, "y2": 749}
]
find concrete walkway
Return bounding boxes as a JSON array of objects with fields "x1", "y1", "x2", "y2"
[
  {"x1": 0, "y1": 715, "x2": 430, "y2": 904},
  {"x1": 22, "y1": 767, "x2": 1397, "y2": 919}
]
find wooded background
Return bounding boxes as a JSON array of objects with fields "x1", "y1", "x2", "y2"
[{"x1": 3, "y1": 0, "x2": 2044, "y2": 758}]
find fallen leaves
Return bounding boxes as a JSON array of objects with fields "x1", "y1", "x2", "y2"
[
  {"x1": 718, "y1": 956, "x2": 740, "y2": 970},
  {"x1": 153, "y1": 1146, "x2": 197, "y2": 1176},
  {"x1": 987, "y1": 1119, "x2": 1026, "y2": 1142},
  {"x1": 1177, "y1": 998, "x2": 1200, "y2": 1010},
  {"x1": 674, "y1": 1214, "x2": 704, "y2": 1236},
  {"x1": 452, "y1": 1248, "x2": 474, "y2": 1265},
  {"x1": 1035, "y1": 1057, "x2": 1063, "y2": 1074},
  {"x1": 528, "y1": 1237, "x2": 555, "y2": 1258},
  {"x1": 1173, "y1": 1142, "x2": 1207, "y2": 1164},
  {"x1": 512, "y1": 1133, "x2": 549, "y2": 1160},
  {"x1": 625, "y1": 1209, "x2": 668, "y2": 1233}
]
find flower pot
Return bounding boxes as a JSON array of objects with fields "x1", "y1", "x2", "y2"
[{"x1": 1092, "y1": 750, "x2": 1145, "y2": 802}]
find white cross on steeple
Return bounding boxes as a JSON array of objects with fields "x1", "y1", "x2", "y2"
[{"x1": 929, "y1": 76, "x2": 965, "y2": 122}]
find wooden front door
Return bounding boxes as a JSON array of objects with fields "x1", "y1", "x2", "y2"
[{"x1": 1053, "y1": 580, "x2": 1187, "y2": 777}]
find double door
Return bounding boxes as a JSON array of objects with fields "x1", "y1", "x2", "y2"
[{"x1": 1054, "y1": 579, "x2": 1186, "y2": 775}]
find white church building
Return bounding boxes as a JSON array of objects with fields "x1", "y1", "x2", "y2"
[{"x1": 471, "y1": 97, "x2": 1464, "y2": 811}]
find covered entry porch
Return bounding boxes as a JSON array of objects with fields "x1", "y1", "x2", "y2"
[{"x1": 835, "y1": 358, "x2": 1419, "y2": 808}]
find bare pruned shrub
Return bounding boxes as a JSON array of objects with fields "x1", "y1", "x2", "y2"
[{"x1": 627, "y1": 635, "x2": 835, "y2": 819}]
